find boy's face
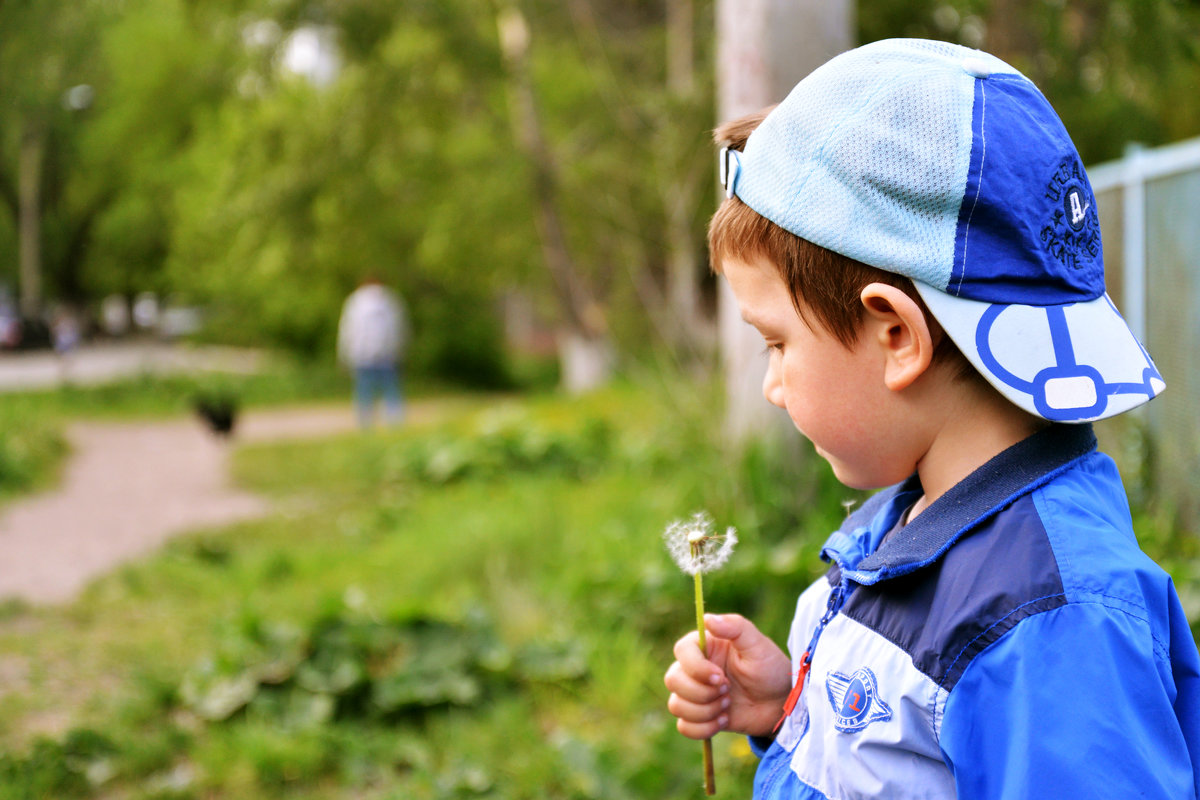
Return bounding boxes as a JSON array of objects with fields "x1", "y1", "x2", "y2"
[{"x1": 723, "y1": 255, "x2": 914, "y2": 490}]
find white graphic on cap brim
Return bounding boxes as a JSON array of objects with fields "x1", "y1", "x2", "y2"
[{"x1": 914, "y1": 284, "x2": 1164, "y2": 422}]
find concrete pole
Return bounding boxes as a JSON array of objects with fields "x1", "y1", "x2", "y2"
[{"x1": 715, "y1": 0, "x2": 853, "y2": 440}]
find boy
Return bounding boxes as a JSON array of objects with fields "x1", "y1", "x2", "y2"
[{"x1": 664, "y1": 39, "x2": 1200, "y2": 798}]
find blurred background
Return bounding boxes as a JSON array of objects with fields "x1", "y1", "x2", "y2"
[{"x1": 0, "y1": 1, "x2": 1198, "y2": 797}]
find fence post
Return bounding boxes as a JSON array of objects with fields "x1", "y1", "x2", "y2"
[{"x1": 1121, "y1": 143, "x2": 1147, "y2": 343}]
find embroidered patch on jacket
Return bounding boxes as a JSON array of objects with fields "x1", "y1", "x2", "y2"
[{"x1": 826, "y1": 667, "x2": 892, "y2": 733}]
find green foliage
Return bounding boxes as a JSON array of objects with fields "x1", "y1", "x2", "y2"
[
  {"x1": 0, "y1": 728, "x2": 117, "y2": 799},
  {"x1": 0, "y1": 382, "x2": 1192, "y2": 798},
  {"x1": 179, "y1": 607, "x2": 586, "y2": 730},
  {"x1": 405, "y1": 285, "x2": 518, "y2": 390},
  {"x1": 2, "y1": 0, "x2": 720, "y2": 379},
  {"x1": 0, "y1": 381, "x2": 844, "y2": 797},
  {"x1": 165, "y1": 1, "x2": 529, "y2": 373},
  {"x1": 78, "y1": 0, "x2": 244, "y2": 299},
  {"x1": 393, "y1": 412, "x2": 613, "y2": 485},
  {"x1": 0, "y1": 0, "x2": 110, "y2": 301},
  {"x1": 0, "y1": 0, "x2": 245, "y2": 305},
  {"x1": 10, "y1": 0, "x2": 1198, "y2": 384},
  {"x1": 0, "y1": 419, "x2": 65, "y2": 499}
]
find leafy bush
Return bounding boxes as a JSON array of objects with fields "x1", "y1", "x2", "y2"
[
  {"x1": 383, "y1": 411, "x2": 613, "y2": 486},
  {"x1": 0, "y1": 421, "x2": 65, "y2": 499},
  {"x1": 406, "y1": 287, "x2": 517, "y2": 391},
  {"x1": 179, "y1": 607, "x2": 586, "y2": 727},
  {"x1": 0, "y1": 729, "x2": 117, "y2": 799}
]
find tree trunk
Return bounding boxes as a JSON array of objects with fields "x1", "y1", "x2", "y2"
[
  {"x1": 559, "y1": 330, "x2": 615, "y2": 395},
  {"x1": 663, "y1": 0, "x2": 708, "y2": 356},
  {"x1": 496, "y1": 4, "x2": 613, "y2": 393},
  {"x1": 715, "y1": 0, "x2": 853, "y2": 440},
  {"x1": 18, "y1": 121, "x2": 45, "y2": 320}
]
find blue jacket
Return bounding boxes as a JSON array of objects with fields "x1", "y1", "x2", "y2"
[{"x1": 753, "y1": 424, "x2": 1200, "y2": 799}]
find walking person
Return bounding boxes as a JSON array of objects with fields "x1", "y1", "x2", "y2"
[{"x1": 337, "y1": 277, "x2": 409, "y2": 428}]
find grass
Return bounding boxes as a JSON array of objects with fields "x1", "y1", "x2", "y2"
[
  {"x1": 0, "y1": 349, "x2": 559, "y2": 506},
  {"x1": 0, "y1": 377, "x2": 1194, "y2": 798},
  {"x1": 0, "y1": 354, "x2": 352, "y2": 505},
  {"x1": 0, "y1": 416, "x2": 66, "y2": 503},
  {"x1": 1, "y1": 353, "x2": 352, "y2": 421}
]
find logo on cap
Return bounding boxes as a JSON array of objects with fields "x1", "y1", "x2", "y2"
[
  {"x1": 826, "y1": 667, "x2": 892, "y2": 733},
  {"x1": 1041, "y1": 158, "x2": 1100, "y2": 272}
]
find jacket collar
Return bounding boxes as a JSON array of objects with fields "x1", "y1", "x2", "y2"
[{"x1": 824, "y1": 423, "x2": 1098, "y2": 586}]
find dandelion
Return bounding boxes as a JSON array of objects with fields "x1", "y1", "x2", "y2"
[
  {"x1": 664, "y1": 512, "x2": 738, "y2": 576},
  {"x1": 664, "y1": 512, "x2": 737, "y2": 796}
]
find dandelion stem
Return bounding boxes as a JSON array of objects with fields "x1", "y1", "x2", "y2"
[
  {"x1": 692, "y1": 544, "x2": 716, "y2": 795},
  {"x1": 702, "y1": 738, "x2": 715, "y2": 795}
]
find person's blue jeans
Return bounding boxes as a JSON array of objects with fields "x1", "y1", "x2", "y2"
[{"x1": 353, "y1": 364, "x2": 403, "y2": 428}]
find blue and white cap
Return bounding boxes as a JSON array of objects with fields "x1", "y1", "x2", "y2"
[{"x1": 720, "y1": 38, "x2": 1164, "y2": 422}]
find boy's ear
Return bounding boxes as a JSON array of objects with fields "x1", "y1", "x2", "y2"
[{"x1": 859, "y1": 283, "x2": 935, "y2": 392}]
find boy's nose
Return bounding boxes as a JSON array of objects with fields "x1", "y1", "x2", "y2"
[{"x1": 762, "y1": 363, "x2": 785, "y2": 409}]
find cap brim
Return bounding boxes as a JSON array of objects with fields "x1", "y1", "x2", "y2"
[{"x1": 913, "y1": 283, "x2": 1165, "y2": 422}]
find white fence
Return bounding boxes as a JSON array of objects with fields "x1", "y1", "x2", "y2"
[{"x1": 1090, "y1": 137, "x2": 1200, "y2": 527}]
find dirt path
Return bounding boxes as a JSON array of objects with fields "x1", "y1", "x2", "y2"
[{"x1": 0, "y1": 405, "x2": 362, "y2": 605}]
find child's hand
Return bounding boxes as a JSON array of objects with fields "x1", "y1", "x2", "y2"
[{"x1": 664, "y1": 613, "x2": 793, "y2": 739}]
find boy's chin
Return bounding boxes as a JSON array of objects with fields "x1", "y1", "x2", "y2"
[
  {"x1": 815, "y1": 448, "x2": 853, "y2": 486},
  {"x1": 820, "y1": 452, "x2": 887, "y2": 492}
]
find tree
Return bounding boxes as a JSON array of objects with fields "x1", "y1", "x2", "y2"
[
  {"x1": 0, "y1": 0, "x2": 107, "y2": 319},
  {"x1": 496, "y1": 3, "x2": 613, "y2": 392},
  {"x1": 501, "y1": 0, "x2": 719, "y2": 382},
  {"x1": 715, "y1": 0, "x2": 853, "y2": 439},
  {"x1": 167, "y1": 0, "x2": 528, "y2": 383},
  {"x1": 80, "y1": 0, "x2": 247, "y2": 301},
  {"x1": 0, "y1": 0, "x2": 249, "y2": 329},
  {"x1": 164, "y1": 0, "x2": 721, "y2": 387},
  {"x1": 8, "y1": 0, "x2": 1193, "y2": 403},
  {"x1": 662, "y1": 0, "x2": 710, "y2": 354}
]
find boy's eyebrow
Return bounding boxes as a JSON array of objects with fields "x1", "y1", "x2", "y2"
[{"x1": 740, "y1": 310, "x2": 766, "y2": 328}]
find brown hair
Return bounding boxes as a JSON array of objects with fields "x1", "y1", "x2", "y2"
[{"x1": 708, "y1": 111, "x2": 977, "y2": 378}]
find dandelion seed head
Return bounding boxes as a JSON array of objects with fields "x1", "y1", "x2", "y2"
[{"x1": 664, "y1": 512, "x2": 738, "y2": 575}]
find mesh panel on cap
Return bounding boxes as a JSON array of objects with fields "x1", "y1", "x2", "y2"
[{"x1": 737, "y1": 39, "x2": 1017, "y2": 291}]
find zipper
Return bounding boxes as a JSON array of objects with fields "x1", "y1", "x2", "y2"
[{"x1": 771, "y1": 579, "x2": 848, "y2": 735}]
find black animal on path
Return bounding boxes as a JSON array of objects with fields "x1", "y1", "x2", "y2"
[{"x1": 194, "y1": 392, "x2": 238, "y2": 437}]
